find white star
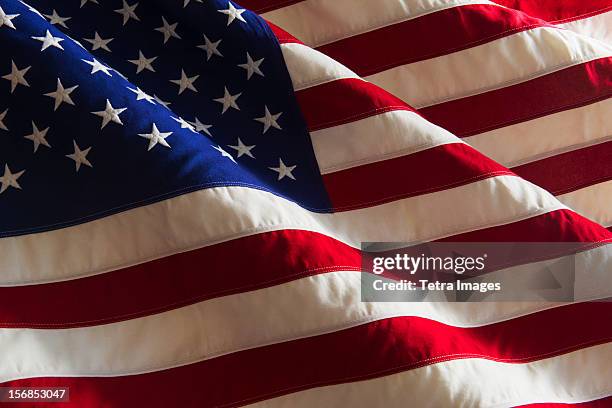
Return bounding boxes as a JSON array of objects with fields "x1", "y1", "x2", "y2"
[
  {"x1": 169, "y1": 69, "x2": 198, "y2": 94},
  {"x1": 212, "y1": 145, "x2": 236, "y2": 163},
  {"x1": 31, "y1": 29, "x2": 64, "y2": 51},
  {"x1": 80, "y1": 0, "x2": 99, "y2": 7},
  {"x1": 114, "y1": 0, "x2": 139, "y2": 25},
  {"x1": 0, "y1": 164, "x2": 25, "y2": 193},
  {"x1": 214, "y1": 87, "x2": 241, "y2": 114},
  {"x1": 155, "y1": 16, "x2": 181, "y2": 43},
  {"x1": 218, "y1": 2, "x2": 246, "y2": 26},
  {"x1": 228, "y1": 138, "x2": 255, "y2": 158},
  {"x1": 24, "y1": 121, "x2": 51, "y2": 153},
  {"x1": 43, "y1": 9, "x2": 70, "y2": 29},
  {"x1": 172, "y1": 116, "x2": 196, "y2": 132},
  {"x1": 128, "y1": 86, "x2": 155, "y2": 103},
  {"x1": 44, "y1": 78, "x2": 78, "y2": 110},
  {"x1": 255, "y1": 106, "x2": 282, "y2": 133},
  {"x1": 128, "y1": 50, "x2": 156, "y2": 73},
  {"x1": 0, "y1": 6, "x2": 19, "y2": 30},
  {"x1": 82, "y1": 58, "x2": 112, "y2": 76},
  {"x1": 92, "y1": 99, "x2": 126, "y2": 129},
  {"x1": 188, "y1": 118, "x2": 212, "y2": 136},
  {"x1": 83, "y1": 31, "x2": 113, "y2": 52},
  {"x1": 238, "y1": 52, "x2": 264, "y2": 79},
  {"x1": 2, "y1": 60, "x2": 30, "y2": 93},
  {"x1": 197, "y1": 34, "x2": 222, "y2": 60},
  {"x1": 183, "y1": 0, "x2": 203, "y2": 7},
  {"x1": 269, "y1": 158, "x2": 296, "y2": 180},
  {"x1": 66, "y1": 141, "x2": 93, "y2": 172},
  {"x1": 0, "y1": 109, "x2": 8, "y2": 131},
  {"x1": 138, "y1": 123, "x2": 172, "y2": 151}
]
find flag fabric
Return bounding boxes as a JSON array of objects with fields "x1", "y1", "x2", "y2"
[
  {"x1": 252, "y1": 0, "x2": 612, "y2": 230},
  {"x1": 0, "y1": 0, "x2": 610, "y2": 407}
]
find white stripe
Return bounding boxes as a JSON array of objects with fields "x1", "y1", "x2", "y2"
[
  {"x1": 280, "y1": 42, "x2": 359, "y2": 91},
  {"x1": 273, "y1": 5, "x2": 611, "y2": 112},
  {"x1": 251, "y1": 343, "x2": 612, "y2": 408},
  {"x1": 262, "y1": 0, "x2": 496, "y2": 47},
  {"x1": 280, "y1": 26, "x2": 611, "y2": 112},
  {"x1": 558, "y1": 10, "x2": 612, "y2": 45},
  {"x1": 311, "y1": 110, "x2": 459, "y2": 174},
  {"x1": 464, "y1": 98, "x2": 612, "y2": 167},
  {"x1": 558, "y1": 180, "x2": 612, "y2": 227},
  {"x1": 2, "y1": 251, "x2": 611, "y2": 382},
  {"x1": 364, "y1": 26, "x2": 612, "y2": 108},
  {"x1": 0, "y1": 176, "x2": 565, "y2": 286}
]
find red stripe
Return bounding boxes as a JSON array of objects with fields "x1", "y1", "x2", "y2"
[
  {"x1": 323, "y1": 143, "x2": 513, "y2": 211},
  {"x1": 420, "y1": 57, "x2": 612, "y2": 138},
  {"x1": 316, "y1": 4, "x2": 552, "y2": 77},
  {"x1": 2, "y1": 303, "x2": 611, "y2": 407},
  {"x1": 512, "y1": 141, "x2": 612, "y2": 195},
  {"x1": 441, "y1": 209, "x2": 611, "y2": 243},
  {"x1": 238, "y1": 0, "x2": 305, "y2": 14},
  {"x1": 244, "y1": 0, "x2": 612, "y2": 22},
  {"x1": 267, "y1": 20, "x2": 302, "y2": 44},
  {"x1": 0, "y1": 230, "x2": 359, "y2": 328},
  {"x1": 519, "y1": 396, "x2": 612, "y2": 407},
  {"x1": 491, "y1": 0, "x2": 612, "y2": 23},
  {"x1": 295, "y1": 78, "x2": 415, "y2": 131},
  {"x1": 0, "y1": 210, "x2": 608, "y2": 329}
]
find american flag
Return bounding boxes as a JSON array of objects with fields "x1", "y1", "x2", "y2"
[{"x1": 0, "y1": 0, "x2": 611, "y2": 406}]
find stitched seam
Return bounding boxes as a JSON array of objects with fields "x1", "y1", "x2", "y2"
[
  {"x1": 8, "y1": 300, "x2": 610, "y2": 383},
  {"x1": 320, "y1": 140, "x2": 457, "y2": 174},
  {"x1": 308, "y1": 106, "x2": 412, "y2": 131},
  {"x1": 550, "y1": 174, "x2": 612, "y2": 196},
  {"x1": 407, "y1": 204, "x2": 569, "y2": 244},
  {"x1": 550, "y1": 6, "x2": 612, "y2": 25},
  {"x1": 457, "y1": 240, "x2": 610, "y2": 274},
  {"x1": 8, "y1": 239, "x2": 610, "y2": 327},
  {"x1": 456, "y1": 91, "x2": 612, "y2": 137},
  {"x1": 222, "y1": 338, "x2": 612, "y2": 407},
  {"x1": 329, "y1": 171, "x2": 513, "y2": 211},
  {"x1": 415, "y1": 54, "x2": 611, "y2": 109},
  {"x1": 505, "y1": 135, "x2": 612, "y2": 168},
  {"x1": 1, "y1": 265, "x2": 361, "y2": 328},
  {"x1": 356, "y1": 22, "x2": 548, "y2": 77},
  {"x1": 292, "y1": 73, "x2": 359, "y2": 92},
  {"x1": 0, "y1": 182, "x2": 341, "y2": 237},
  {"x1": 310, "y1": 1, "x2": 495, "y2": 48},
  {"x1": 0, "y1": 193, "x2": 566, "y2": 288},
  {"x1": 0, "y1": 225, "x2": 341, "y2": 286}
]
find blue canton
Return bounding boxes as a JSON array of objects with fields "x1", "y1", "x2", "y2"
[{"x1": 0, "y1": 0, "x2": 331, "y2": 237}]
